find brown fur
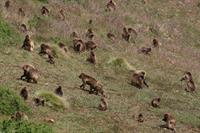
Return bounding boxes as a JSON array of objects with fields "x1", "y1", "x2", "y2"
[
  {"x1": 5, "y1": 0, "x2": 10, "y2": 9},
  {"x1": 152, "y1": 38, "x2": 159, "y2": 47},
  {"x1": 122, "y1": 27, "x2": 131, "y2": 42},
  {"x1": 20, "y1": 24, "x2": 27, "y2": 33},
  {"x1": 180, "y1": 72, "x2": 196, "y2": 92},
  {"x1": 86, "y1": 28, "x2": 94, "y2": 40},
  {"x1": 98, "y1": 98, "x2": 108, "y2": 111},
  {"x1": 106, "y1": 0, "x2": 117, "y2": 11},
  {"x1": 59, "y1": 9, "x2": 65, "y2": 20},
  {"x1": 162, "y1": 113, "x2": 176, "y2": 132},
  {"x1": 131, "y1": 71, "x2": 149, "y2": 89},
  {"x1": 41, "y1": 6, "x2": 49, "y2": 16},
  {"x1": 138, "y1": 47, "x2": 152, "y2": 55},
  {"x1": 18, "y1": 8, "x2": 25, "y2": 17},
  {"x1": 20, "y1": 87, "x2": 28, "y2": 100},
  {"x1": 22, "y1": 35, "x2": 34, "y2": 52},
  {"x1": 107, "y1": 32, "x2": 116, "y2": 40},
  {"x1": 137, "y1": 113, "x2": 144, "y2": 123},
  {"x1": 151, "y1": 97, "x2": 160, "y2": 108},
  {"x1": 73, "y1": 39, "x2": 86, "y2": 52},
  {"x1": 58, "y1": 42, "x2": 68, "y2": 53},
  {"x1": 55, "y1": 86, "x2": 63, "y2": 96},
  {"x1": 85, "y1": 41, "x2": 97, "y2": 50},
  {"x1": 89, "y1": 19, "x2": 93, "y2": 24},
  {"x1": 21, "y1": 64, "x2": 39, "y2": 84},
  {"x1": 79, "y1": 73, "x2": 105, "y2": 97},
  {"x1": 34, "y1": 98, "x2": 45, "y2": 106},
  {"x1": 39, "y1": 44, "x2": 56, "y2": 64},
  {"x1": 87, "y1": 50, "x2": 96, "y2": 64}
]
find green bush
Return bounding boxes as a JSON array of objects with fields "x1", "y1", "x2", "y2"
[
  {"x1": 36, "y1": 91, "x2": 69, "y2": 110},
  {"x1": 0, "y1": 18, "x2": 22, "y2": 47},
  {"x1": 0, "y1": 86, "x2": 30, "y2": 115},
  {"x1": 1, "y1": 120, "x2": 53, "y2": 133}
]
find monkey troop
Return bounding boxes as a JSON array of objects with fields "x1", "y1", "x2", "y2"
[
  {"x1": 106, "y1": 0, "x2": 117, "y2": 11},
  {"x1": 131, "y1": 71, "x2": 149, "y2": 89},
  {"x1": 87, "y1": 50, "x2": 96, "y2": 64},
  {"x1": 79, "y1": 73, "x2": 106, "y2": 97},
  {"x1": 98, "y1": 98, "x2": 108, "y2": 111},
  {"x1": 22, "y1": 35, "x2": 34, "y2": 52},
  {"x1": 162, "y1": 113, "x2": 176, "y2": 132},
  {"x1": 55, "y1": 86, "x2": 63, "y2": 96},
  {"x1": 151, "y1": 97, "x2": 161, "y2": 108},
  {"x1": 20, "y1": 87, "x2": 28, "y2": 100},
  {"x1": 21, "y1": 64, "x2": 39, "y2": 84},
  {"x1": 180, "y1": 72, "x2": 196, "y2": 92}
]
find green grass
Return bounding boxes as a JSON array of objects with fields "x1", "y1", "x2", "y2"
[
  {"x1": 0, "y1": 86, "x2": 30, "y2": 115},
  {"x1": 1, "y1": 120, "x2": 53, "y2": 133},
  {"x1": 0, "y1": 18, "x2": 22, "y2": 47}
]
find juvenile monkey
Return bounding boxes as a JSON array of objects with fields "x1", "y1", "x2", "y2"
[
  {"x1": 20, "y1": 87, "x2": 28, "y2": 100},
  {"x1": 18, "y1": 8, "x2": 25, "y2": 17},
  {"x1": 59, "y1": 9, "x2": 65, "y2": 20},
  {"x1": 151, "y1": 97, "x2": 160, "y2": 108},
  {"x1": 180, "y1": 72, "x2": 196, "y2": 92},
  {"x1": 58, "y1": 42, "x2": 68, "y2": 53},
  {"x1": 122, "y1": 27, "x2": 130, "y2": 42},
  {"x1": 21, "y1": 64, "x2": 39, "y2": 84},
  {"x1": 41, "y1": 6, "x2": 49, "y2": 16},
  {"x1": 131, "y1": 71, "x2": 149, "y2": 89},
  {"x1": 98, "y1": 98, "x2": 108, "y2": 111},
  {"x1": 152, "y1": 38, "x2": 159, "y2": 47},
  {"x1": 5, "y1": 0, "x2": 10, "y2": 9},
  {"x1": 20, "y1": 24, "x2": 27, "y2": 33},
  {"x1": 86, "y1": 28, "x2": 94, "y2": 40},
  {"x1": 137, "y1": 113, "x2": 144, "y2": 123},
  {"x1": 106, "y1": 0, "x2": 117, "y2": 11},
  {"x1": 22, "y1": 35, "x2": 34, "y2": 52},
  {"x1": 55, "y1": 86, "x2": 63, "y2": 96},
  {"x1": 107, "y1": 32, "x2": 116, "y2": 41},
  {"x1": 138, "y1": 47, "x2": 152, "y2": 55},
  {"x1": 87, "y1": 50, "x2": 96, "y2": 64},
  {"x1": 34, "y1": 98, "x2": 45, "y2": 106},
  {"x1": 162, "y1": 113, "x2": 176, "y2": 132},
  {"x1": 79, "y1": 73, "x2": 105, "y2": 97}
]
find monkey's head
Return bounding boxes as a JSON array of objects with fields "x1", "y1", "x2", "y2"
[
  {"x1": 163, "y1": 113, "x2": 170, "y2": 122},
  {"x1": 89, "y1": 19, "x2": 93, "y2": 24},
  {"x1": 22, "y1": 65, "x2": 31, "y2": 72},
  {"x1": 157, "y1": 97, "x2": 161, "y2": 102},
  {"x1": 21, "y1": 87, "x2": 27, "y2": 92},
  {"x1": 58, "y1": 42, "x2": 65, "y2": 48},
  {"x1": 25, "y1": 35, "x2": 29, "y2": 39},
  {"x1": 57, "y1": 86, "x2": 62, "y2": 90},
  {"x1": 79, "y1": 73, "x2": 85, "y2": 79}
]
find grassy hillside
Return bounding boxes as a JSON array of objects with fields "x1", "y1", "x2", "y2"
[{"x1": 0, "y1": 0, "x2": 200, "y2": 132}]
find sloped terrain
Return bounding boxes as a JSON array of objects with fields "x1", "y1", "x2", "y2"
[{"x1": 0, "y1": 0, "x2": 200, "y2": 132}]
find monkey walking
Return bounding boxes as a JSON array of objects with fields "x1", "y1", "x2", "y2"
[{"x1": 79, "y1": 73, "x2": 106, "y2": 97}]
